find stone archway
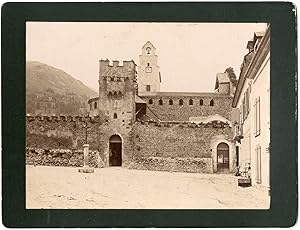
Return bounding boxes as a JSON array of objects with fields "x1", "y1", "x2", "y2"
[
  {"x1": 210, "y1": 136, "x2": 234, "y2": 173},
  {"x1": 217, "y1": 142, "x2": 230, "y2": 172},
  {"x1": 109, "y1": 135, "x2": 122, "y2": 166}
]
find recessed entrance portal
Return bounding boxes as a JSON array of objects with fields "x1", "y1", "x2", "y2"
[
  {"x1": 109, "y1": 135, "x2": 122, "y2": 166},
  {"x1": 217, "y1": 142, "x2": 229, "y2": 172}
]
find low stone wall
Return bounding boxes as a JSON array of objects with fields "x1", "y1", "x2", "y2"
[
  {"x1": 128, "y1": 157, "x2": 213, "y2": 173},
  {"x1": 26, "y1": 147, "x2": 105, "y2": 168}
]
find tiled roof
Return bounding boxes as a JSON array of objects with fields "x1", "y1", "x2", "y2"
[{"x1": 135, "y1": 96, "x2": 147, "y2": 104}]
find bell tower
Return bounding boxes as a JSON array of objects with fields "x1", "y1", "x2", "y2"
[{"x1": 137, "y1": 41, "x2": 161, "y2": 94}]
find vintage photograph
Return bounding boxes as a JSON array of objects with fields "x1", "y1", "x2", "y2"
[{"x1": 25, "y1": 22, "x2": 270, "y2": 209}]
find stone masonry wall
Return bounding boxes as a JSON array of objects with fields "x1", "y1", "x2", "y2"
[
  {"x1": 129, "y1": 120, "x2": 233, "y2": 173},
  {"x1": 26, "y1": 147, "x2": 104, "y2": 168},
  {"x1": 139, "y1": 95, "x2": 233, "y2": 121},
  {"x1": 26, "y1": 115, "x2": 135, "y2": 167},
  {"x1": 129, "y1": 157, "x2": 213, "y2": 173},
  {"x1": 26, "y1": 115, "x2": 234, "y2": 173}
]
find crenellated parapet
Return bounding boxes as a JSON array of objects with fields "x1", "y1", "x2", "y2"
[
  {"x1": 99, "y1": 59, "x2": 136, "y2": 79},
  {"x1": 26, "y1": 114, "x2": 107, "y2": 124},
  {"x1": 97, "y1": 59, "x2": 137, "y2": 98},
  {"x1": 135, "y1": 119, "x2": 231, "y2": 129},
  {"x1": 99, "y1": 59, "x2": 136, "y2": 68}
]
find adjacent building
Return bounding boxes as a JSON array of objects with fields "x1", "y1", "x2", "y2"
[{"x1": 232, "y1": 26, "x2": 270, "y2": 189}]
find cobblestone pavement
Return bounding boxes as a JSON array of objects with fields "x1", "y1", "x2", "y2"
[{"x1": 26, "y1": 165, "x2": 270, "y2": 209}]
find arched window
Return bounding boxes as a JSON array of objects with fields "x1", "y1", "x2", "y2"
[
  {"x1": 94, "y1": 102, "x2": 97, "y2": 109},
  {"x1": 200, "y1": 99, "x2": 203, "y2": 106},
  {"x1": 90, "y1": 103, "x2": 92, "y2": 110},
  {"x1": 113, "y1": 113, "x2": 117, "y2": 119},
  {"x1": 147, "y1": 63, "x2": 150, "y2": 67},
  {"x1": 118, "y1": 91, "x2": 122, "y2": 97},
  {"x1": 108, "y1": 91, "x2": 112, "y2": 97},
  {"x1": 189, "y1": 99, "x2": 193, "y2": 105},
  {"x1": 159, "y1": 99, "x2": 163, "y2": 105},
  {"x1": 149, "y1": 99, "x2": 153, "y2": 104},
  {"x1": 210, "y1": 99, "x2": 214, "y2": 106},
  {"x1": 179, "y1": 99, "x2": 183, "y2": 106},
  {"x1": 169, "y1": 99, "x2": 173, "y2": 105},
  {"x1": 113, "y1": 91, "x2": 118, "y2": 97}
]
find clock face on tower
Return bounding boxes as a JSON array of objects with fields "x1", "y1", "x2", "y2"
[{"x1": 146, "y1": 67, "x2": 152, "y2": 73}]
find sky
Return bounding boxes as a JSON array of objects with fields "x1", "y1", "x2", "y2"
[{"x1": 26, "y1": 22, "x2": 267, "y2": 92}]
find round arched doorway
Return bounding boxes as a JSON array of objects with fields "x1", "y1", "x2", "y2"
[
  {"x1": 109, "y1": 135, "x2": 122, "y2": 166},
  {"x1": 217, "y1": 142, "x2": 229, "y2": 172}
]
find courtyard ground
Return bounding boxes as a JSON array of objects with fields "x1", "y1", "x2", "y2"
[{"x1": 26, "y1": 165, "x2": 270, "y2": 209}]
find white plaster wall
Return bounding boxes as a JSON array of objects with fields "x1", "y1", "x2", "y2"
[
  {"x1": 235, "y1": 78, "x2": 253, "y2": 169},
  {"x1": 137, "y1": 44, "x2": 161, "y2": 93},
  {"x1": 250, "y1": 53, "x2": 270, "y2": 188}
]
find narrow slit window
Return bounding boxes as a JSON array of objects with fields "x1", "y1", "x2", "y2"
[
  {"x1": 94, "y1": 102, "x2": 97, "y2": 109},
  {"x1": 169, "y1": 99, "x2": 173, "y2": 105},
  {"x1": 210, "y1": 99, "x2": 214, "y2": 106},
  {"x1": 189, "y1": 99, "x2": 193, "y2": 105},
  {"x1": 200, "y1": 99, "x2": 203, "y2": 105},
  {"x1": 179, "y1": 99, "x2": 183, "y2": 106},
  {"x1": 159, "y1": 99, "x2": 163, "y2": 105},
  {"x1": 113, "y1": 113, "x2": 117, "y2": 119}
]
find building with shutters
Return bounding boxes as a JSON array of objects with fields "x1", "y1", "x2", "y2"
[{"x1": 231, "y1": 26, "x2": 270, "y2": 189}]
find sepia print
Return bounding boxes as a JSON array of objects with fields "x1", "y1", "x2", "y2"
[{"x1": 26, "y1": 22, "x2": 270, "y2": 209}]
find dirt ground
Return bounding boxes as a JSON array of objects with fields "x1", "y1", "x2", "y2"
[{"x1": 26, "y1": 165, "x2": 270, "y2": 209}]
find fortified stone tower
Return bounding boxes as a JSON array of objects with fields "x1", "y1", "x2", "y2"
[
  {"x1": 86, "y1": 59, "x2": 137, "y2": 167},
  {"x1": 137, "y1": 41, "x2": 161, "y2": 94},
  {"x1": 97, "y1": 59, "x2": 137, "y2": 124}
]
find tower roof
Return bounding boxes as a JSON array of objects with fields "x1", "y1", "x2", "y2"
[
  {"x1": 215, "y1": 73, "x2": 230, "y2": 89},
  {"x1": 142, "y1": 41, "x2": 156, "y2": 49}
]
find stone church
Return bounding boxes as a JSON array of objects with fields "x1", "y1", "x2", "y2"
[{"x1": 83, "y1": 41, "x2": 236, "y2": 173}]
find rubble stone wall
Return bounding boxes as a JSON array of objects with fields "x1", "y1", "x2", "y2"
[
  {"x1": 139, "y1": 95, "x2": 233, "y2": 121},
  {"x1": 26, "y1": 115, "x2": 234, "y2": 173},
  {"x1": 26, "y1": 115, "x2": 135, "y2": 167},
  {"x1": 128, "y1": 157, "x2": 213, "y2": 173},
  {"x1": 130, "y1": 121, "x2": 233, "y2": 173},
  {"x1": 26, "y1": 147, "x2": 105, "y2": 168}
]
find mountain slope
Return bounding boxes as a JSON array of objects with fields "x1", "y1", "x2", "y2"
[
  {"x1": 26, "y1": 61, "x2": 97, "y2": 115},
  {"x1": 26, "y1": 61, "x2": 97, "y2": 98}
]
